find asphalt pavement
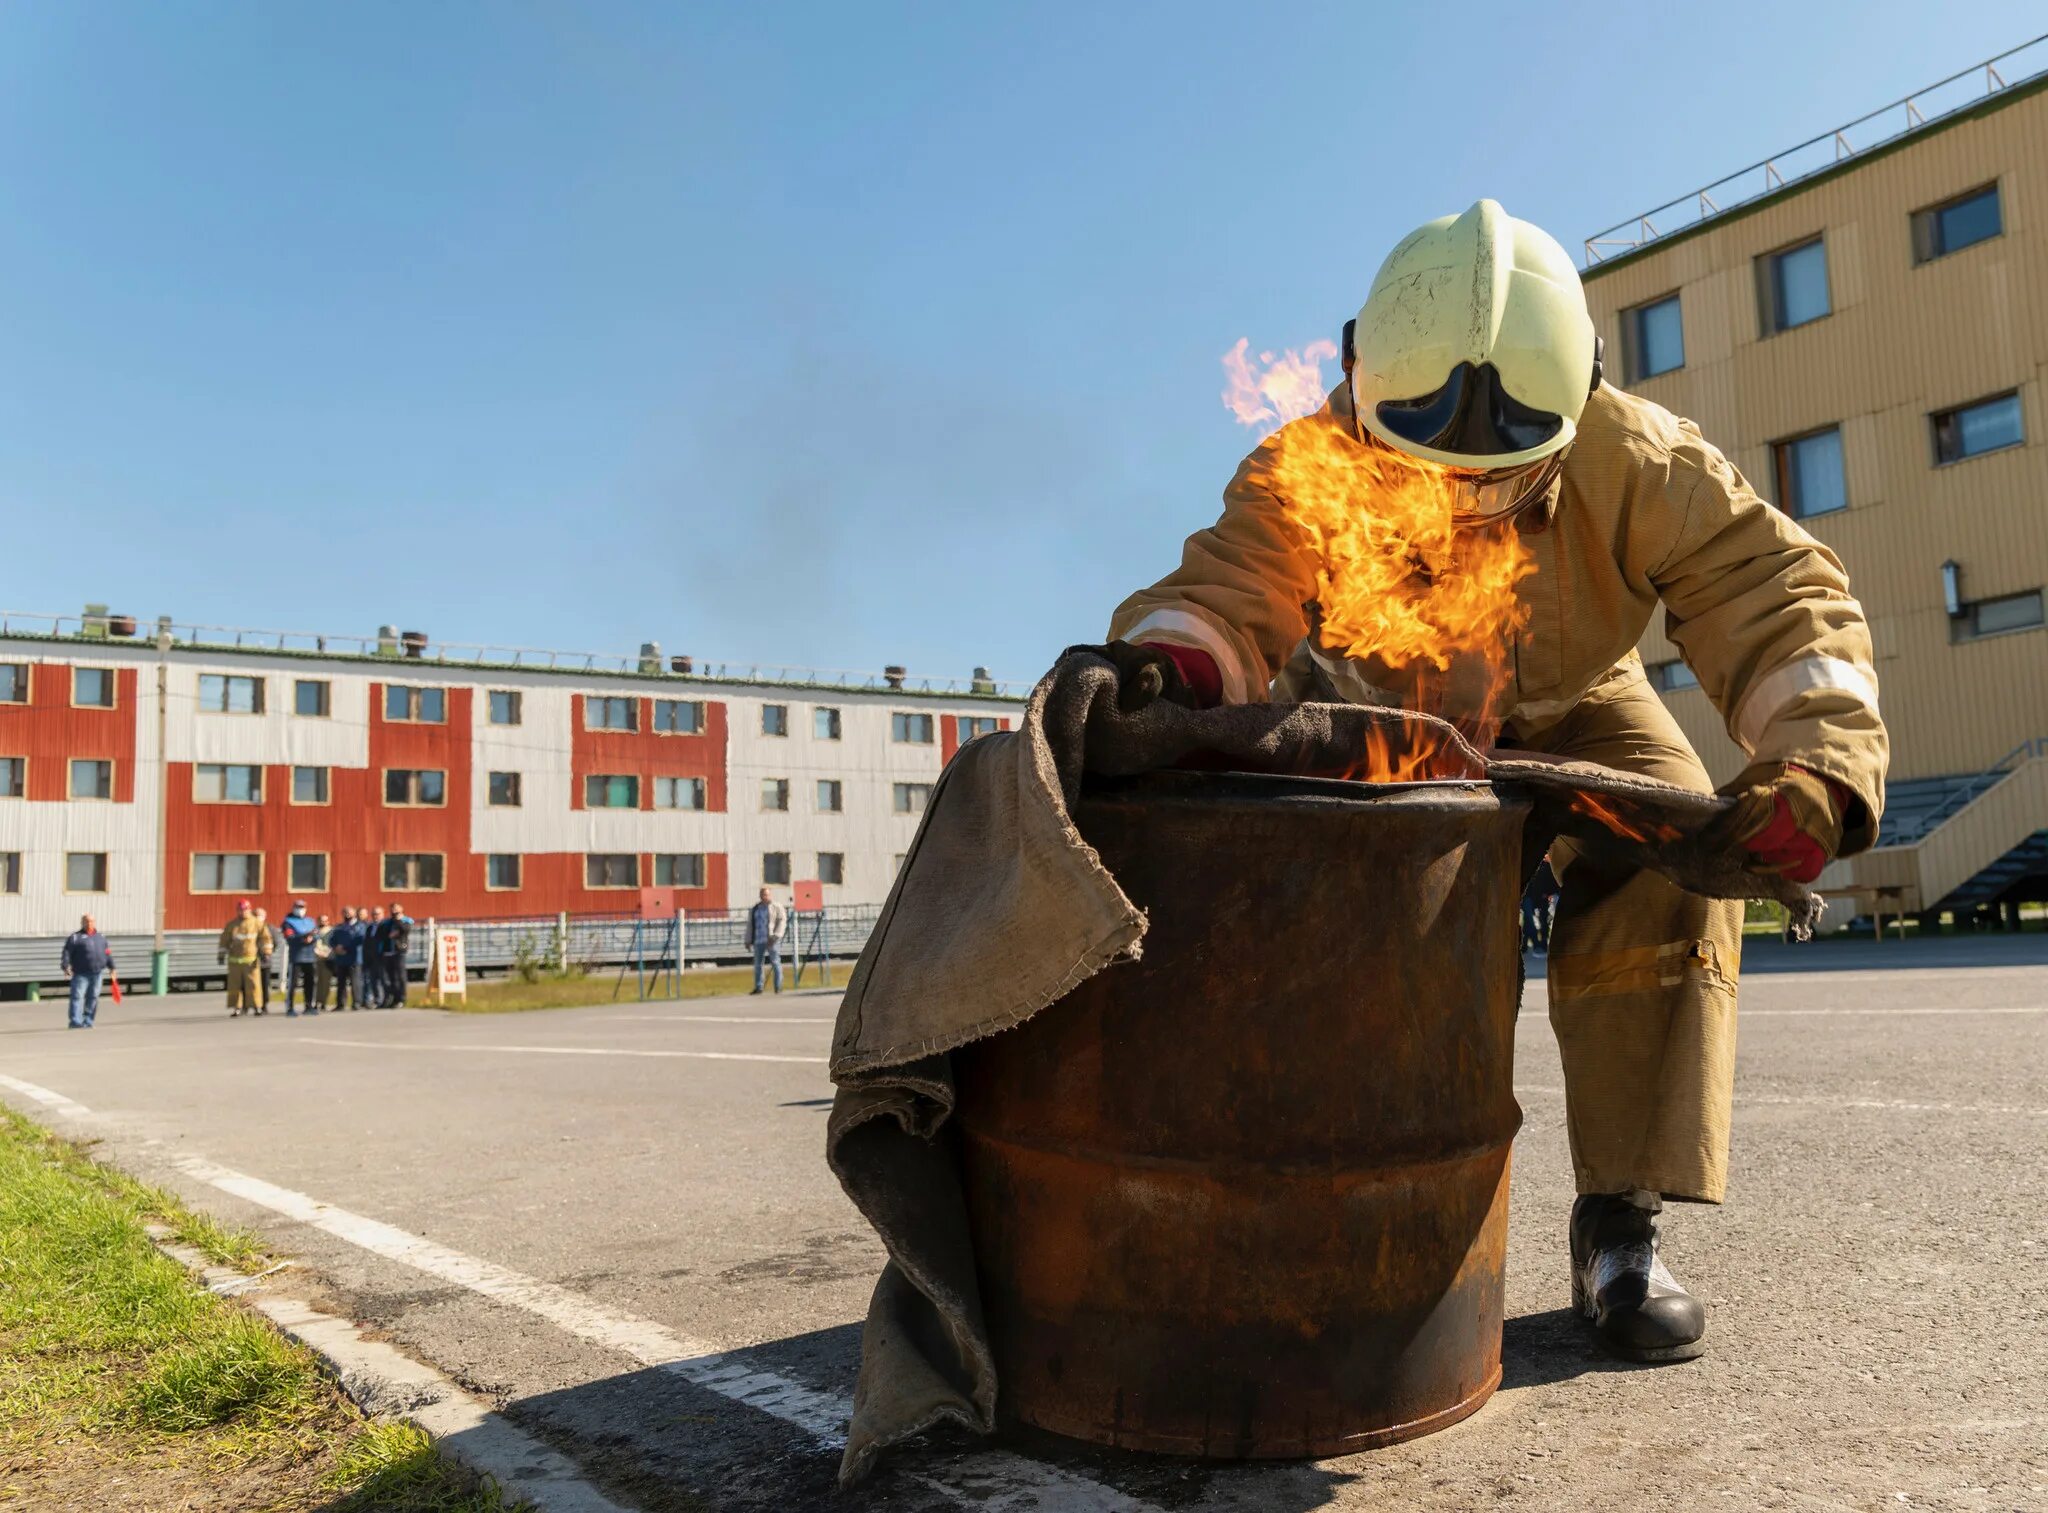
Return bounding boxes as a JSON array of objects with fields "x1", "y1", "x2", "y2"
[{"x1": 2, "y1": 935, "x2": 2044, "y2": 1512}]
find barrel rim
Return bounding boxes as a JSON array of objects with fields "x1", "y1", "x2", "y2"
[{"x1": 1082, "y1": 768, "x2": 1529, "y2": 811}]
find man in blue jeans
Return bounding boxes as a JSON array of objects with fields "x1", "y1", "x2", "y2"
[
  {"x1": 61, "y1": 913, "x2": 114, "y2": 1030},
  {"x1": 746, "y1": 887, "x2": 786, "y2": 995}
]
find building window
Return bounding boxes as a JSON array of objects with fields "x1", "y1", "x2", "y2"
[
  {"x1": 195, "y1": 763, "x2": 263, "y2": 803},
  {"x1": 816, "y1": 779, "x2": 843, "y2": 812},
  {"x1": 653, "y1": 775, "x2": 705, "y2": 810},
  {"x1": 585, "y1": 853, "x2": 639, "y2": 888},
  {"x1": 653, "y1": 698, "x2": 703, "y2": 734},
  {"x1": 1759, "y1": 237, "x2": 1830, "y2": 334},
  {"x1": 72, "y1": 667, "x2": 114, "y2": 708},
  {"x1": 585, "y1": 695, "x2": 637, "y2": 731},
  {"x1": 762, "y1": 703, "x2": 789, "y2": 737},
  {"x1": 893, "y1": 853, "x2": 906, "y2": 875},
  {"x1": 1933, "y1": 392, "x2": 2024, "y2": 464},
  {"x1": 893, "y1": 782, "x2": 933, "y2": 814},
  {"x1": 0, "y1": 664, "x2": 25, "y2": 703},
  {"x1": 291, "y1": 765, "x2": 329, "y2": 804},
  {"x1": 294, "y1": 679, "x2": 330, "y2": 717},
  {"x1": 198, "y1": 673, "x2": 264, "y2": 714},
  {"x1": 1772, "y1": 426, "x2": 1847, "y2": 518},
  {"x1": 814, "y1": 706, "x2": 842, "y2": 740},
  {"x1": 817, "y1": 852, "x2": 845, "y2": 885},
  {"x1": 289, "y1": 853, "x2": 328, "y2": 891},
  {"x1": 385, "y1": 684, "x2": 447, "y2": 723},
  {"x1": 1953, "y1": 589, "x2": 2044, "y2": 643},
  {"x1": 762, "y1": 852, "x2": 791, "y2": 886},
  {"x1": 654, "y1": 853, "x2": 706, "y2": 888},
  {"x1": 192, "y1": 852, "x2": 261, "y2": 892},
  {"x1": 384, "y1": 768, "x2": 448, "y2": 806},
  {"x1": 585, "y1": 773, "x2": 639, "y2": 808},
  {"x1": 1649, "y1": 659, "x2": 1700, "y2": 693},
  {"x1": 487, "y1": 854, "x2": 523, "y2": 890},
  {"x1": 383, "y1": 852, "x2": 446, "y2": 890},
  {"x1": 0, "y1": 757, "x2": 22, "y2": 797},
  {"x1": 0, "y1": 852, "x2": 18, "y2": 893},
  {"x1": 488, "y1": 689, "x2": 523, "y2": 725},
  {"x1": 892, "y1": 712, "x2": 935, "y2": 744},
  {"x1": 956, "y1": 715, "x2": 1000, "y2": 743},
  {"x1": 488, "y1": 771, "x2": 523, "y2": 807},
  {"x1": 1914, "y1": 183, "x2": 2001, "y2": 263},
  {"x1": 761, "y1": 777, "x2": 790, "y2": 812},
  {"x1": 1623, "y1": 294, "x2": 1684, "y2": 381},
  {"x1": 66, "y1": 852, "x2": 108, "y2": 892},
  {"x1": 70, "y1": 759, "x2": 113, "y2": 800}
]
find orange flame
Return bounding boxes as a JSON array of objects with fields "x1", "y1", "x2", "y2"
[
  {"x1": 1567, "y1": 789, "x2": 1683, "y2": 844},
  {"x1": 1222, "y1": 341, "x2": 1534, "y2": 757},
  {"x1": 1321, "y1": 720, "x2": 1486, "y2": 784}
]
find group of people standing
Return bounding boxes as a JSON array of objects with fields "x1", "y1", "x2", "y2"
[{"x1": 217, "y1": 898, "x2": 414, "y2": 1018}]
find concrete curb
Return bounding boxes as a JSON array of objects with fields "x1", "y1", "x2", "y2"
[{"x1": 146, "y1": 1227, "x2": 635, "y2": 1513}]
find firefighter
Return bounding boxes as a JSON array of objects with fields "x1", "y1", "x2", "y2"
[
  {"x1": 1102, "y1": 200, "x2": 1887, "y2": 1362},
  {"x1": 217, "y1": 898, "x2": 271, "y2": 1018}
]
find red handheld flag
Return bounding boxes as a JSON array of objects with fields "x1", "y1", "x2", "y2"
[{"x1": 109, "y1": 974, "x2": 124, "y2": 1005}]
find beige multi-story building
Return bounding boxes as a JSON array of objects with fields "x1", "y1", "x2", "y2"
[{"x1": 1580, "y1": 43, "x2": 2048, "y2": 922}]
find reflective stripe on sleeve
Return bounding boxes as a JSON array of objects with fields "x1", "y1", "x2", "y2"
[
  {"x1": 1732, "y1": 654, "x2": 1880, "y2": 755},
  {"x1": 1120, "y1": 607, "x2": 1255, "y2": 705}
]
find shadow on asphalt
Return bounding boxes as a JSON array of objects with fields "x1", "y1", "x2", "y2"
[
  {"x1": 493, "y1": 1320, "x2": 1358, "y2": 1511},
  {"x1": 487, "y1": 1308, "x2": 1668, "y2": 1511},
  {"x1": 1500, "y1": 1307, "x2": 1652, "y2": 1390},
  {"x1": 1525, "y1": 929, "x2": 2048, "y2": 980}
]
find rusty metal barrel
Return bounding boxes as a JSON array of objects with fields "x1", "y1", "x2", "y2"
[{"x1": 952, "y1": 770, "x2": 1529, "y2": 1458}]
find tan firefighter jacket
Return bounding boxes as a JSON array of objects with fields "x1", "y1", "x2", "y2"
[
  {"x1": 218, "y1": 915, "x2": 272, "y2": 966},
  {"x1": 1109, "y1": 381, "x2": 1889, "y2": 853}
]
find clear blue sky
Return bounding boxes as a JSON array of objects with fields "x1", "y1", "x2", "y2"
[{"x1": 3, "y1": 2, "x2": 2038, "y2": 680}]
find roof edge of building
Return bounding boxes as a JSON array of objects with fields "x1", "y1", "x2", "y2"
[
  {"x1": 1583, "y1": 67, "x2": 2048, "y2": 281},
  {"x1": 0, "y1": 627, "x2": 1031, "y2": 703}
]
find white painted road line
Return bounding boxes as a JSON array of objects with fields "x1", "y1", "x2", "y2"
[
  {"x1": 0, "y1": 1070, "x2": 93, "y2": 1118},
  {"x1": 1516, "y1": 1083, "x2": 2048, "y2": 1118},
  {"x1": 0, "y1": 1071, "x2": 1154, "y2": 1511},
  {"x1": 599, "y1": 1015, "x2": 838, "y2": 1025},
  {"x1": 167, "y1": 1151, "x2": 1155, "y2": 1512},
  {"x1": 298, "y1": 1037, "x2": 826, "y2": 1065}
]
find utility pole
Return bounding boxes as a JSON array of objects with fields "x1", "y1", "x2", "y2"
[{"x1": 151, "y1": 616, "x2": 171, "y2": 995}]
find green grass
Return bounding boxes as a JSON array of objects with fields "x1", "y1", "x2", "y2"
[
  {"x1": 327, "y1": 1421, "x2": 521, "y2": 1512},
  {"x1": 432, "y1": 962, "x2": 837, "y2": 1012},
  {"x1": 0, "y1": 1104, "x2": 520, "y2": 1510}
]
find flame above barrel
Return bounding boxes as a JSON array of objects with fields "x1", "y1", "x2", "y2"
[{"x1": 1222, "y1": 340, "x2": 1534, "y2": 774}]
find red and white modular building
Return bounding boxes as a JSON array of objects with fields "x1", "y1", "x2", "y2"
[{"x1": 0, "y1": 613, "x2": 1020, "y2": 980}]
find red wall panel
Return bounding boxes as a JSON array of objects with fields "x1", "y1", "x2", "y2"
[
  {"x1": 0, "y1": 661, "x2": 138, "y2": 802},
  {"x1": 569, "y1": 696, "x2": 727, "y2": 812}
]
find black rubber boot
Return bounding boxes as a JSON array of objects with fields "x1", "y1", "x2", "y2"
[{"x1": 1570, "y1": 1191, "x2": 1707, "y2": 1363}]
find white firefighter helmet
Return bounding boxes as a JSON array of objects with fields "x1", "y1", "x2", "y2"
[{"x1": 1345, "y1": 200, "x2": 1600, "y2": 509}]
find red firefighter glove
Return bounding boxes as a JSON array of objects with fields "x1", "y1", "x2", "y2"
[
  {"x1": 1717, "y1": 762, "x2": 1851, "y2": 884},
  {"x1": 1065, "y1": 640, "x2": 1221, "y2": 713}
]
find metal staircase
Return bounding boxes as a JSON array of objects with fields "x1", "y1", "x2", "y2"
[{"x1": 1940, "y1": 828, "x2": 2048, "y2": 908}]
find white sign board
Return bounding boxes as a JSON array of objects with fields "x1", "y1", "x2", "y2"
[{"x1": 434, "y1": 927, "x2": 467, "y2": 999}]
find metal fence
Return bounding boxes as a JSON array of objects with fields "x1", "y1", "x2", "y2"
[{"x1": 0, "y1": 904, "x2": 887, "y2": 991}]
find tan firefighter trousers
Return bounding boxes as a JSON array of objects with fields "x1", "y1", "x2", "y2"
[
  {"x1": 225, "y1": 959, "x2": 264, "y2": 1013},
  {"x1": 1517, "y1": 665, "x2": 1744, "y2": 1204}
]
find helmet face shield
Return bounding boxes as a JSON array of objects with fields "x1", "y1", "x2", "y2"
[
  {"x1": 1351, "y1": 419, "x2": 1564, "y2": 526},
  {"x1": 1372, "y1": 360, "x2": 1565, "y2": 460},
  {"x1": 1442, "y1": 451, "x2": 1564, "y2": 525}
]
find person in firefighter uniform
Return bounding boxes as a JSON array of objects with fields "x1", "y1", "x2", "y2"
[
  {"x1": 1102, "y1": 201, "x2": 1888, "y2": 1362},
  {"x1": 217, "y1": 898, "x2": 271, "y2": 1018}
]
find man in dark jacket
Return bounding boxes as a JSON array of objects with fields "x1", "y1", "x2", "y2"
[
  {"x1": 279, "y1": 900, "x2": 321, "y2": 1017},
  {"x1": 326, "y1": 907, "x2": 362, "y2": 1012},
  {"x1": 61, "y1": 913, "x2": 114, "y2": 1030},
  {"x1": 376, "y1": 902, "x2": 413, "y2": 1008}
]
